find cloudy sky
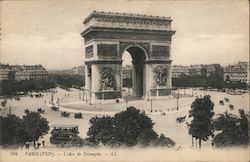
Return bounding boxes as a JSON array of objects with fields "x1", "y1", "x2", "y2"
[{"x1": 0, "y1": 0, "x2": 249, "y2": 70}]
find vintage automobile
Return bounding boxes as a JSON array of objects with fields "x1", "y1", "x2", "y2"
[
  {"x1": 61, "y1": 111, "x2": 70, "y2": 117},
  {"x1": 51, "y1": 106, "x2": 59, "y2": 111},
  {"x1": 74, "y1": 112, "x2": 82, "y2": 119},
  {"x1": 50, "y1": 125, "x2": 81, "y2": 146},
  {"x1": 37, "y1": 108, "x2": 45, "y2": 114},
  {"x1": 25, "y1": 109, "x2": 30, "y2": 114},
  {"x1": 224, "y1": 98, "x2": 230, "y2": 102}
]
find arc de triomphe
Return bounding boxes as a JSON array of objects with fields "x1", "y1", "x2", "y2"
[{"x1": 81, "y1": 11, "x2": 175, "y2": 104}]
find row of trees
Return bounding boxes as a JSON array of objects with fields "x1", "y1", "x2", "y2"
[
  {"x1": 0, "y1": 112, "x2": 49, "y2": 147},
  {"x1": 0, "y1": 74, "x2": 85, "y2": 96},
  {"x1": 213, "y1": 109, "x2": 249, "y2": 147},
  {"x1": 188, "y1": 95, "x2": 249, "y2": 148},
  {"x1": 1, "y1": 107, "x2": 175, "y2": 148},
  {"x1": 172, "y1": 74, "x2": 247, "y2": 89},
  {"x1": 0, "y1": 79, "x2": 56, "y2": 96},
  {"x1": 49, "y1": 74, "x2": 84, "y2": 89}
]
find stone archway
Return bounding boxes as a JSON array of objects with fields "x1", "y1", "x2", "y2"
[
  {"x1": 121, "y1": 45, "x2": 147, "y2": 98},
  {"x1": 81, "y1": 11, "x2": 175, "y2": 104}
]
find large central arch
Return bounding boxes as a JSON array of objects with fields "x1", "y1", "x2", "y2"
[
  {"x1": 81, "y1": 11, "x2": 175, "y2": 104},
  {"x1": 122, "y1": 45, "x2": 147, "y2": 98}
]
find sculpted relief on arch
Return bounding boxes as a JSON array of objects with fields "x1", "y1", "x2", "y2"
[{"x1": 153, "y1": 65, "x2": 168, "y2": 86}]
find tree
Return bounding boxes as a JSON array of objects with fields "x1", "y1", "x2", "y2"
[
  {"x1": 86, "y1": 106, "x2": 175, "y2": 147},
  {"x1": 23, "y1": 111, "x2": 49, "y2": 148},
  {"x1": 188, "y1": 95, "x2": 214, "y2": 148},
  {"x1": 0, "y1": 115, "x2": 28, "y2": 146},
  {"x1": 136, "y1": 129, "x2": 158, "y2": 146},
  {"x1": 212, "y1": 109, "x2": 249, "y2": 147},
  {"x1": 149, "y1": 134, "x2": 175, "y2": 147},
  {"x1": 87, "y1": 116, "x2": 114, "y2": 145},
  {"x1": 113, "y1": 107, "x2": 156, "y2": 146}
]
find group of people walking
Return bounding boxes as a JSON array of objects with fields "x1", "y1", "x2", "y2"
[{"x1": 25, "y1": 140, "x2": 45, "y2": 149}]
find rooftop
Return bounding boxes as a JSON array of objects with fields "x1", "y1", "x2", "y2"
[
  {"x1": 51, "y1": 124, "x2": 78, "y2": 128},
  {"x1": 83, "y1": 11, "x2": 172, "y2": 24}
]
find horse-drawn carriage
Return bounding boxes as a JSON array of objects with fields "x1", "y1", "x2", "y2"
[
  {"x1": 61, "y1": 111, "x2": 70, "y2": 117},
  {"x1": 176, "y1": 115, "x2": 186, "y2": 123},
  {"x1": 229, "y1": 104, "x2": 234, "y2": 110},
  {"x1": 1, "y1": 100, "x2": 7, "y2": 107},
  {"x1": 37, "y1": 108, "x2": 45, "y2": 114},
  {"x1": 219, "y1": 100, "x2": 224, "y2": 105},
  {"x1": 224, "y1": 98, "x2": 230, "y2": 102},
  {"x1": 35, "y1": 93, "x2": 43, "y2": 98},
  {"x1": 51, "y1": 102, "x2": 59, "y2": 111}
]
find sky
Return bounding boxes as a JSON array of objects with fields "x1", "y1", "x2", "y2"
[{"x1": 0, "y1": 0, "x2": 249, "y2": 70}]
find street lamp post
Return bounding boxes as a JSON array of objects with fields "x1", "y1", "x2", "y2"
[
  {"x1": 125, "y1": 92, "x2": 128, "y2": 108},
  {"x1": 82, "y1": 89, "x2": 85, "y2": 101},
  {"x1": 150, "y1": 99, "x2": 153, "y2": 113},
  {"x1": 90, "y1": 90, "x2": 92, "y2": 105},
  {"x1": 79, "y1": 86, "x2": 81, "y2": 100},
  {"x1": 57, "y1": 98, "x2": 60, "y2": 109},
  {"x1": 147, "y1": 91, "x2": 150, "y2": 101},
  {"x1": 177, "y1": 88, "x2": 179, "y2": 111}
]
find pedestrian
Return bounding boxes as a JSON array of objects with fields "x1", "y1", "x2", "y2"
[
  {"x1": 42, "y1": 140, "x2": 45, "y2": 147},
  {"x1": 25, "y1": 142, "x2": 29, "y2": 149},
  {"x1": 37, "y1": 143, "x2": 41, "y2": 149}
]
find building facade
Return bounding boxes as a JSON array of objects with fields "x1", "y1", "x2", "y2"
[
  {"x1": 0, "y1": 64, "x2": 49, "y2": 81},
  {"x1": 172, "y1": 65, "x2": 189, "y2": 78},
  {"x1": 189, "y1": 65, "x2": 207, "y2": 77},
  {"x1": 172, "y1": 64, "x2": 223, "y2": 78},
  {"x1": 72, "y1": 66, "x2": 85, "y2": 75},
  {"x1": 224, "y1": 62, "x2": 248, "y2": 83}
]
